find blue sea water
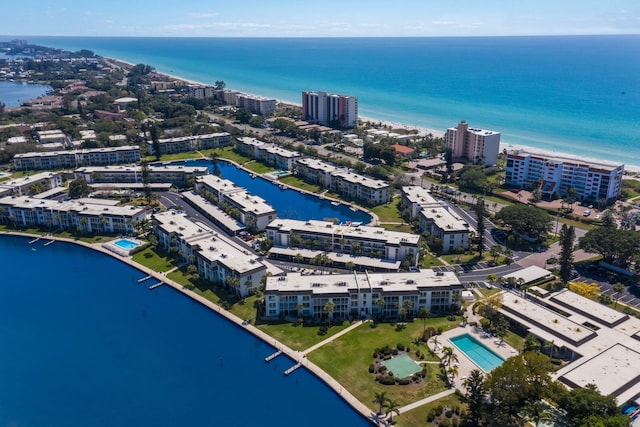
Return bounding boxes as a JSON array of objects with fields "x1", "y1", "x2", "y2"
[
  {"x1": 20, "y1": 35, "x2": 640, "y2": 165},
  {"x1": 0, "y1": 235, "x2": 369, "y2": 427},
  {"x1": 0, "y1": 80, "x2": 52, "y2": 107},
  {"x1": 175, "y1": 158, "x2": 372, "y2": 224}
]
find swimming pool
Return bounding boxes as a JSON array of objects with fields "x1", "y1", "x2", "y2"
[
  {"x1": 113, "y1": 239, "x2": 141, "y2": 251},
  {"x1": 450, "y1": 334, "x2": 505, "y2": 372}
]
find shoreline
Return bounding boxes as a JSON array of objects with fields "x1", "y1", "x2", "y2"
[
  {"x1": 0, "y1": 231, "x2": 378, "y2": 425},
  {"x1": 103, "y1": 52, "x2": 638, "y2": 171}
]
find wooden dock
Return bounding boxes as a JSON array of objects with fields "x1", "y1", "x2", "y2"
[
  {"x1": 44, "y1": 240, "x2": 55, "y2": 246},
  {"x1": 284, "y1": 363, "x2": 302, "y2": 375},
  {"x1": 28, "y1": 237, "x2": 41, "y2": 244},
  {"x1": 264, "y1": 350, "x2": 282, "y2": 362},
  {"x1": 138, "y1": 275, "x2": 153, "y2": 283},
  {"x1": 148, "y1": 282, "x2": 164, "y2": 290}
]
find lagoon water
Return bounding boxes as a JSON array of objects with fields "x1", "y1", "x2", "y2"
[
  {"x1": 24, "y1": 35, "x2": 640, "y2": 165},
  {"x1": 0, "y1": 235, "x2": 368, "y2": 426},
  {"x1": 0, "y1": 80, "x2": 52, "y2": 107},
  {"x1": 176, "y1": 158, "x2": 372, "y2": 224}
]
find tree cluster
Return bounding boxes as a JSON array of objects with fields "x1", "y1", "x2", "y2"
[
  {"x1": 362, "y1": 142, "x2": 396, "y2": 166},
  {"x1": 495, "y1": 204, "x2": 551, "y2": 240}
]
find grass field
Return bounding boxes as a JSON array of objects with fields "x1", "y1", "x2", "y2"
[
  {"x1": 279, "y1": 175, "x2": 322, "y2": 193},
  {"x1": 370, "y1": 197, "x2": 404, "y2": 223},
  {"x1": 132, "y1": 247, "x2": 178, "y2": 272},
  {"x1": 243, "y1": 161, "x2": 276, "y2": 174},
  {"x1": 210, "y1": 147, "x2": 251, "y2": 164},
  {"x1": 308, "y1": 319, "x2": 459, "y2": 410},
  {"x1": 396, "y1": 393, "x2": 466, "y2": 427}
]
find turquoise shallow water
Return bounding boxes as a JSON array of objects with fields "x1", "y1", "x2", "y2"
[
  {"x1": 0, "y1": 235, "x2": 368, "y2": 426},
  {"x1": 450, "y1": 333, "x2": 504, "y2": 372},
  {"x1": 22, "y1": 35, "x2": 640, "y2": 165}
]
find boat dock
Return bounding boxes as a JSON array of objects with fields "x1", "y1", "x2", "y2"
[
  {"x1": 138, "y1": 275, "x2": 153, "y2": 283},
  {"x1": 44, "y1": 240, "x2": 55, "y2": 246},
  {"x1": 264, "y1": 350, "x2": 282, "y2": 362},
  {"x1": 28, "y1": 236, "x2": 41, "y2": 244},
  {"x1": 284, "y1": 363, "x2": 302, "y2": 375},
  {"x1": 148, "y1": 282, "x2": 164, "y2": 290}
]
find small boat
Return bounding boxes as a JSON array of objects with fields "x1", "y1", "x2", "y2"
[
  {"x1": 350, "y1": 206, "x2": 358, "y2": 212},
  {"x1": 250, "y1": 173, "x2": 256, "y2": 179},
  {"x1": 279, "y1": 184, "x2": 286, "y2": 190},
  {"x1": 331, "y1": 201, "x2": 340, "y2": 206}
]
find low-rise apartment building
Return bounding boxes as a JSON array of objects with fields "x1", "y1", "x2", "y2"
[
  {"x1": 13, "y1": 146, "x2": 141, "y2": 171},
  {"x1": 264, "y1": 270, "x2": 462, "y2": 319},
  {"x1": 235, "y1": 137, "x2": 301, "y2": 170},
  {"x1": 400, "y1": 186, "x2": 470, "y2": 253},
  {"x1": 74, "y1": 164, "x2": 209, "y2": 186},
  {"x1": 294, "y1": 158, "x2": 390, "y2": 205},
  {"x1": 148, "y1": 132, "x2": 231, "y2": 155},
  {"x1": 266, "y1": 219, "x2": 420, "y2": 264},
  {"x1": 153, "y1": 211, "x2": 267, "y2": 298},
  {"x1": 0, "y1": 172, "x2": 64, "y2": 197},
  {"x1": 195, "y1": 175, "x2": 277, "y2": 232},
  {"x1": 236, "y1": 94, "x2": 277, "y2": 116},
  {"x1": 505, "y1": 149, "x2": 624, "y2": 202},
  {"x1": 0, "y1": 195, "x2": 146, "y2": 234}
]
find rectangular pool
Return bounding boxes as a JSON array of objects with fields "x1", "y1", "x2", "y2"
[
  {"x1": 113, "y1": 239, "x2": 141, "y2": 251},
  {"x1": 450, "y1": 333, "x2": 505, "y2": 372}
]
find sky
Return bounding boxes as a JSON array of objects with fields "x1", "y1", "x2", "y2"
[{"x1": 3, "y1": 0, "x2": 639, "y2": 37}]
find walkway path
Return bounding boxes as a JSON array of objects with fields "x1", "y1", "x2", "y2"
[
  {"x1": 302, "y1": 320, "x2": 365, "y2": 356},
  {"x1": 397, "y1": 389, "x2": 456, "y2": 414}
]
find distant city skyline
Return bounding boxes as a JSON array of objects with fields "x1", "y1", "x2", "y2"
[{"x1": 2, "y1": 0, "x2": 639, "y2": 38}]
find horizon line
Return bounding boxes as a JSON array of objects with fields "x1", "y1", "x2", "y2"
[{"x1": 4, "y1": 33, "x2": 640, "y2": 39}]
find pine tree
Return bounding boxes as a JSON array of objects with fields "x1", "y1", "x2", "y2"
[{"x1": 558, "y1": 224, "x2": 575, "y2": 284}]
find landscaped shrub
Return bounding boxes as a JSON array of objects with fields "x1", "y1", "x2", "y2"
[
  {"x1": 381, "y1": 345, "x2": 392, "y2": 356},
  {"x1": 377, "y1": 375, "x2": 396, "y2": 385},
  {"x1": 397, "y1": 343, "x2": 405, "y2": 351},
  {"x1": 391, "y1": 348, "x2": 399, "y2": 355},
  {"x1": 415, "y1": 350, "x2": 422, "y2": 358},
  {"x1": 445, "y1": 410, "x2": 454, "y2": 418},
  {"x1": 439, "y1": 419, "x2": 452, "y2": 427},
  {"x1": 426, "y1": 412, "x2": 435, "y2": 422},
  {"x1": 454, "y1": 406, "x2": 461, "y2": 415},
  {"x1": 435, "y1": 405, "x2": 444, "y2": 415},
  {"x1": 318, "y1": 325, "x2": 328, "y2": 335},
  {"x1": 397, "y1": 378, "x2": 411, "y2": 385},
  {"x1": 436, "y1": 327, "x2": 444, "y2": 334},
  {"x1": 378, "y1": 365, "x2": 388, "y2": 373},
  {"x1": 447, "y1": 315, "x2": 457, "y2": 321},
  {"x1": 384, "y1": 355, "x2": 392, "y2": 360},
  {"x1": 420, "y1": 368, "x2": 427, "y2": 378},
  {"x1": 368, "y1": 364, "x2": 375, "y2": 373},
  {"x1": 452, "y1": 418, "x2": 460, "y2": 427}
]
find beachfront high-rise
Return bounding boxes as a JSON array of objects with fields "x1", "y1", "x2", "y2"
[
  {"x1": 445, "y1": 120, "x2": 501, "y2": 166},
  {"x1": 505, "y1": 149, "x2": 624, "y2": 202},
  {"x1": 302, "y1": 91, "x2": 358, "y2": 128}
]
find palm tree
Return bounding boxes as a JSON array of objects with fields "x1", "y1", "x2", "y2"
[
  {"x1": 487, "y1": 273, "x2": 497, "y2": 287},
  {"x1": 402, "y1": 299, "x2": 414, "y2": 318},
  {"x1": 323, "y1": 300, "x2": 335, "y2": 320},
  {"x1": 441, "y1": 346, "x2": 458, "y2": 367},
  {"x1": 296, "y1": 302, "x2": 305, "y2": 318},
  {"x1": 418, "y1": 306, "x2": 430, "y2": 333},
  {"x1": 447, "y1": 365, "x2": 459, "y2": 385},
  {"x1": 375, "y1": 298, "x2": 385, "y2": 319},
  {"x1": 294, "y1": 253, "x2": 303, "y2": 268},
  {"x1": 385, "y1": 399, "x2": 400, "y2": 423},
  {"x1": 525, "y1": 401, "x2": 554, "y2": 427},
  {"x1": 373, "y1": 391, "x2": 388, "y2": 415}
]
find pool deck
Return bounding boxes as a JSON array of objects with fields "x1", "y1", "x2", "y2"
[{"x1": 428, "y1": 300, "x2": 518, "y2": 386}]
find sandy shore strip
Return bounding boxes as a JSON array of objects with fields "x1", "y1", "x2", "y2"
[{"x1": 1, "y1": 231, "x2": 379, "y2": 425}]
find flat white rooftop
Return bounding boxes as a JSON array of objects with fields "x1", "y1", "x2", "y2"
[
  {"x1": 560, "y1": 344, "x2": 640, "y2": 402},
  {"x1": 503, "y1": 266, "x2": 552, "y2": 284},
  {"x1": 551, "y1": 288, "x2": 628, "y2": 327}
]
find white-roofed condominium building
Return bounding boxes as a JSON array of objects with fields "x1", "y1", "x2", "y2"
[{"x1": 264, "y1": 270, "x2": 462, "y2": 320}]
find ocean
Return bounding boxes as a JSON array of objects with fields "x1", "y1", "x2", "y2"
[
  {"x1": 0, "y1": 235, "x2": 369, "y2": 426},
  {"x1": 21, "y1": 35, "x2": 640, "y2": 166}
]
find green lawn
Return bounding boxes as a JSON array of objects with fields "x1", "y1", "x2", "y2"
[
  {"x1": 380, "y1": 223, "x2": 414, "y2": 233},
  {"x1": 279, "y1": 175, "x2": 322, "y2": 193},
  {"x1": 421, "y1": 254, "x2": 444, "y2": 268},
  {"x1": 143, "y1": 152, "x2": 202, "y2": 162},
  {"x1": 370, "y1": 197, "x2": 404, "y2": 223},
  {"x1": 209, "y1": 147, "x2": 251, "y2": 164},
  {"x1": 307, "y1": 319, "x2": 459, "y2": 410},
  {"x1": 132, "y1": 247, "x2": 178, "y2": 272},
  {"x1": 396, "y1": 393, "x2": 466, "y2": 427},
  {"x1": 243, "y1": 161, "x2": 276, "y2": 174},
  {"x1": 256, "y1": 321, "x2": 352, "y2": 351}
]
